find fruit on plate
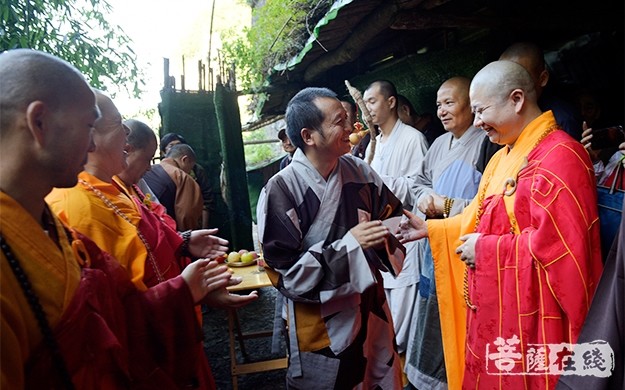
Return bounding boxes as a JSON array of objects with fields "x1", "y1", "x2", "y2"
[
  {"x1": 240, "y1": 251, "x2": 256, "y2": 263},
  {"x1": 227, "y1": 251, "x2": 241, "y2": 263}
]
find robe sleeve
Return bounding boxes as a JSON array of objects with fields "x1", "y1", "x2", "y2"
[
  {"x1": 378, "y1": 133, "x2": 428, "y2": 209},
  {"x1": 427, "y1": 199, "x2": 478, "y2": 390},
  {"x1": 412, "y1": 148, "x2": 435, "y2": 208}
]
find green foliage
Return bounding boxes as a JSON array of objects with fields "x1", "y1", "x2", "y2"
[
  {"x1": 221, "y1": 0, "x2": 332, "y2": 93},
  {"x1": 242, "y1": 128, "x2": 281, "y2": 167},
  {"x1": 1, "y1": 0, "x2": 142, "y2": 97}
]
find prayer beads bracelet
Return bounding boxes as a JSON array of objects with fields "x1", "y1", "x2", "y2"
[
  {"x1": 443, "y1": 197, "x2": 454, "y2": 218},
  {"x1": 180, "y1": 230, "x2": 192, "y2": 257}
]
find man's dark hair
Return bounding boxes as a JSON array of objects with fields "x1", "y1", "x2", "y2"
[
  {"x1": 166, "y1": 143, "x2": 196, "y2": 161},
  {"x1": 160, "y1": 133, "x2": 187, "y2": 155},
  {"x1": 285, "y1": 87, "x2": 337, "y2": 150},
  {"x1": 125, "y1": 119, "x2": 156, "y2": 150},
  {"x1": 367, "y1": 80, "x2": 398, "y2": 100}
]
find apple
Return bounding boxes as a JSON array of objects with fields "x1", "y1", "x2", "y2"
[
  {"x1": 227, "y1": 251, "x2": 241, "y2": 263},
  {"x1": 241, "y1": 252, "x2": 256, "y2": 263},
  {"x1": 250, "y1": 251, "x2": 259, "y2": 260},
  {"x1": 238, "y1": 249, "x2": 249, "y2": 255}
]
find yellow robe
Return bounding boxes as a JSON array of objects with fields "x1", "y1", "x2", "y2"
[
  {"x1": 47, "y1": 171, "x2": 149, "y2": 290},
  {"x1": 428, "y1": 111, "x2": 601, "y2": 389},
  {"x1": 0, "y1": 192, "x2": 81, "y2": 389}
]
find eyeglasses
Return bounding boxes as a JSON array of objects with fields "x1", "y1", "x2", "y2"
[{"x1": 472, "y1": 100, "x2": 505, "y2": 119}]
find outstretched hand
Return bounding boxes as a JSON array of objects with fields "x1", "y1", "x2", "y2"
[
  {"x1": 350, "y1": 218, "x2": 390, "y2": 250},
  {"x1": 181, "y1": 259, "x2": 233, "y2": 303},
  {"x1": 188, "y1": 228, "x2": 229, "y2": 259},
  {"x1": 202, "y1": 287, "x2": 259, "y2": 309},
  {"x1": 396, "y1": 209, "x2": 428, "y2": 244}
]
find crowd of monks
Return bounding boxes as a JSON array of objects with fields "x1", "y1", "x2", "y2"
[{"x1": 0, "y1": 40, "x2": 622, "y2": 390}]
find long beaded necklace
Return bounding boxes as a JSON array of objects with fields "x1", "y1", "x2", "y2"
[
  {"x1": 463, "y1": 125, "x2": 559, "y2": 311},
  {"x1": 1, "y1": 236, "x2": 75, "y2": 389},
  {"x1": 78, "y1": 179, "x2": 165, "y2": 283}
]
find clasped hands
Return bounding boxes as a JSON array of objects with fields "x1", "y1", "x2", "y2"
[{"x1": 396, "y1": 209, "x2": 480, "y2": 268}]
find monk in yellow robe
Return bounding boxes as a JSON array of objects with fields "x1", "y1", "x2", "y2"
[
  {"x1": 399, "y1": 61, "x2": 602, "y2": 389},
  {"x1": 0, "y1": 49, "x2": 240, "y2": 388},
  {"x1": 47, "y1": 90, "x2": 258, "y2": 388}
]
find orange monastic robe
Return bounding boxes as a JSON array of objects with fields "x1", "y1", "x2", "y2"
[
  {"x1": 1, "y1": 192, "x2": 204, "y2": 389},
  {"x1": 428, "y1": 111, "x2": 602, "y2": 389},
  {"x1": 1, "y1": 193, "x2": 81, "y2": 389},
  {"x1": 47, "y1": 171, "x2": 149, "y2": 290}
]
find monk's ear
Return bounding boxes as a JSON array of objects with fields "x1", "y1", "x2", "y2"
[
  {"x1": 301, "y1": 127, "x2": 315, "y2": 146},
  {"x1": 538, "y1": 69, "x2": 549, "y2": 89},
  {"x1": 388, "y1": 95, "x2": 397, "y2": 110},
  {"x1": 25, "y1": 101, "x2": 48, "y2": 147},
  {"x1": 510, "y1": 89, "x2": 525, "y2": 113}
]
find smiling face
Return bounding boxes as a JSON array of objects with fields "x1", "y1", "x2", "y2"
[
  {"x1": 311, "y1": 97, "x2": 352, "y2": 157},
  {"x1": 436, "y1": 78, "x2": 473, "y2": 136},
  {"x1": 91, "y1": 93, "x2": 129, "y2": 177},
  {"x1": 470, "y1": 84, "x2": 525, "y2": 146}
]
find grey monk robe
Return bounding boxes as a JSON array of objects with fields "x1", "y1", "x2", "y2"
[{"x1": 257, "y1": 149, "x2": 404, "y2": 389}]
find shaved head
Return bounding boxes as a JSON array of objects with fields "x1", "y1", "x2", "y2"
[
  {"x1": 167, "y1": 143, "x2": 196, "y2": 161},
  {"x1": 0, "y1": 49, "x2": 89, "y2": 133},
  {"x1": 125, "y1": 119, "x2": 156, "y2": 150},
  {"x1": 439, "y1": 77, "x2": 471, "y2": 102},
  {"x1": 499, "y1": 42, "x2": 548, "y2": 95},
  {"x1": 471, "y1": 61, "x2": 537, "y2": 103}
]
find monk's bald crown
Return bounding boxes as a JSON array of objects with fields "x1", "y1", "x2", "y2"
[{"x1": 472, "y1": 60, "x2": 535, "y2": 96}]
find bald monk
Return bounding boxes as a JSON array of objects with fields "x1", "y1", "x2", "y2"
[
  {"x1": 0, "y1": 49, "x2": 241, "y2": 388},
  {"x1": 143, "y1": 143, "x2": 203, "y2": 230},
  {"x1": 46, "y1": 90, "x2": 258, "y2": 388},
  {"x1": 398, "y1": 60, "x2": 602, "y2": 389},
  {"x1": 405, "y1": 77, "x2": 484, "y2": 390},
  {"x1": 477, "y1": 42, "x2": 584, "y2": 173}
]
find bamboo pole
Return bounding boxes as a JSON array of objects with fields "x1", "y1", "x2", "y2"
[{"x1": 345, "y1": 80, "x2": 377, "y2": 164}]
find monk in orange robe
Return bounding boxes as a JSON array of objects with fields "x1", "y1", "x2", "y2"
[
  {"x1": 46, "y1": 90, "x2": 258, "y2": 388},
  {"x1": 398, "y1": 60, "x2": 602, "y2": 389},
  {"x1": 0, "y1": 49, "x2": 241, "y2": 389}
]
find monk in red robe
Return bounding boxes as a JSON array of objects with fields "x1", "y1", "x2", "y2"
[
  {"x1": 398, "y1": 60, "x2": 602, "y2": 389},
  {"x1": 47, "y1": 90, "x2": 259, "y2": 388},
  {"x1": 0, "y1": 49, "x2": 245, "y2": 389}
]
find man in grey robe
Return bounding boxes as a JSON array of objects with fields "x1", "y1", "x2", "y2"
[
  {"x1": 257, "y1": 87, "x2": 405, "y2": 389},
  {"x1": 405, "y1": 77, "x2": 483, "y2": 390}
]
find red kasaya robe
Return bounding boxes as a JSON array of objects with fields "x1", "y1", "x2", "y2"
[{"x1": 429, "y1": 112, "x2": 603, "y2": 389}]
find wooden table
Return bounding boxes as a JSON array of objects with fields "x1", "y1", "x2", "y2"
[{"x1": 226, "y1": 263, "x2": 287, "y2": 389}]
